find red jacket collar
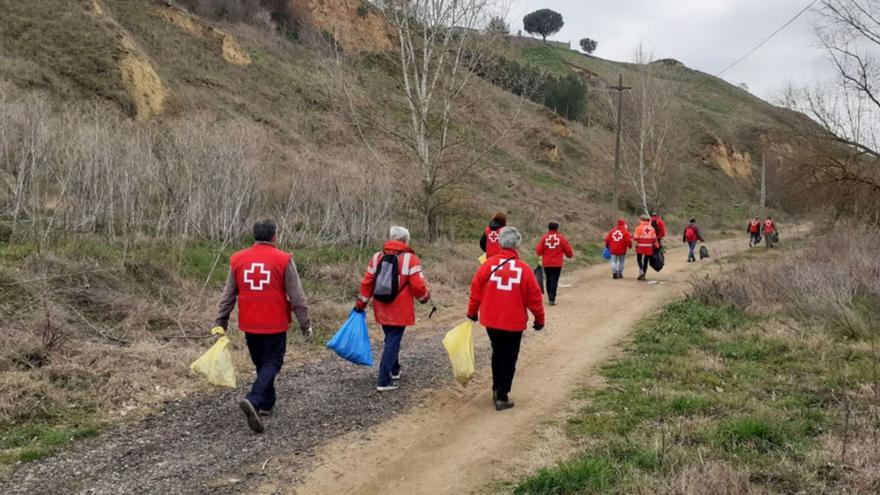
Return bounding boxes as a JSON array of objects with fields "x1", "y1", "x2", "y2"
[
  {"x1": 496, "y1": 248, "x2": 520, "y2": 259},
  {"x1": 383, "y1": 240, "x2": 414, "y2": 254}
]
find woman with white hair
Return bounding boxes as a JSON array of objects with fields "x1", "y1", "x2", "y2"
[
  {"x1": 356, "y1": 225, "x2": 431, "y2": 391},
  {"x1": 467, "y1": 226, "x2": 545, "y2": 411}
]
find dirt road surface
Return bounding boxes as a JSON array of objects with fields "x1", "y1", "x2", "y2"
[
  {"x1": 0, "y1": 235, "x2": 760, "y2": 494},
  {"x1": 282, "y1": 236, "x2": 753, "y2": 494}
]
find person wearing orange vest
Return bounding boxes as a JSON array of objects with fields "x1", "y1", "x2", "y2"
[
  {"x1": 747, "y1": 216, "x2": 761, "y2": 247},
  {"x1": 355, "y1": 226, "x2": 430, "y2": 392},
  {"x1": 479, "y1": 212, "x2": 507, "y2": 258},
  {"x1": 605, "y1": 219, "x2": 632, "y2": 279},
  {"x1": 633, "y1": 214, "x2": 660, "y2": 281},
  {"x1": 535, "y1": 222, "x2": 574, "y2": 306},
  {"x1": 762, "y1": 216, "x2": 778, "y2": 248},
  {"x1": 468, "y1": 226, "x2": 544, "y2": 411},
  {"x1": 213, "y1": 219, "x2": 311, "y2": 433}
]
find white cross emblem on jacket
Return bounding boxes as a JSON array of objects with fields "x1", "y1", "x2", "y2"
[
  {"x1": 612, "y1": 230, "x2": 623, "y2": 242},
  {"x1": 545, "y1": 234, "x2": 560, "y2": 249},
  {"x1": 243, "y1": 263, "x2": 271, "y2": 291},
  {"x1": 490, "y1": 263, "x2": 522, "y2": 291}
]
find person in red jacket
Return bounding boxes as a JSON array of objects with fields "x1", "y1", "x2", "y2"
[
  {"x1": 682, "y1": 218, "x2": 705, "y2": 262},
  {"x1": 633, "y1": 214, "x2": 660, "y2": 281},
  {"x1": 356, "y1": 226, "x2": 430, "y2": 392},
  {"x1": 467, "y1": 226, "x2": 544, "y2": 411},
  {"x1": 651, "y1": 210, "x2": 667, "y2": 247},
  {"x1": 535, "y1": 222, "x2": 574, "y2": 305},
  {"x1": 214, "y1": 219, "x2": 312, "y2": 433},
  {"x1": 479, "y1": 212, "x2": 507, "y2": 258},
  {"x1": 605, "y1": 219, "x2": 632, "y2": 279},
  {"x1": 747, "y1": 216, "x2": 761, "y2": 247}
]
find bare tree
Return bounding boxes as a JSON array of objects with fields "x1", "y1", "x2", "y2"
[
  {"x1": 333, "y1": 0, "x2": 523, "y2": 240},
  {"x1": 781, "y1": 0, "x2": 880, "y2": 223},
  {"x1": 607, "y1": 46, "x2": 684, "y2": 214}
]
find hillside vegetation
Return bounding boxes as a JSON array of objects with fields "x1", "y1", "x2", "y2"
[{"x1": 0, "y1": 0, "x2": 813, "y2": 467}]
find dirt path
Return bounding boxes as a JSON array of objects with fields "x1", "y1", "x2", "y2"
[
  {"x1": 280, "y1": 236, "x2": 753, "y2": 494},
  {"x1": 0, "y1": 234, "x2": 764, "y2": 494}
]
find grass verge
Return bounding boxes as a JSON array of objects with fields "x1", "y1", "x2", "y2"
[{"x1": 515, "y1": 297, "x2": 879, "y2": 494}]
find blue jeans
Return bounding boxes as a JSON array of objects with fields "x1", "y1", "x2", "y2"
[
  {"x1": 244, "y1": 332, "x2": 287, "y2": 411},
  {"x1": 378, "y1": 326, "x2": 405, "y2": 386},
  {"x1": 688, "y1": 241, "x2": 697, "y2": 261},
  {"x1": 611, "y1": 254, "x2": 625, "y2": 275}
]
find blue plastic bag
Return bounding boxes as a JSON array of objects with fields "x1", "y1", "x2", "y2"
[
  {"x1": 602, "y1": 246, "x2": 612, "y2": 260},
  {"x1": 326, "y1": 310, "x2": 373, "y2": 366}
]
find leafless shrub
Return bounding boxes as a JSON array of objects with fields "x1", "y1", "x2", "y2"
[
  {"x1": 691, "y1": 225, "x2": 880, "y2": 327},
  {"x1": 0, "y1": 84, "x2": 391, "y2": 245}
]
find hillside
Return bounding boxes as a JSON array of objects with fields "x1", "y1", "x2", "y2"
[{"x1": 0, "y1": 0, "x2": 818, "y2": 471}]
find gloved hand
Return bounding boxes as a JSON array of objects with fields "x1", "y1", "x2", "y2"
[
  {"x1": 533, "y1": 322, "x2": 544, "y2": 331},
  {"x1": 467, "y1": 314, "x2": 478, "y2": 322},
  {"x1": 211, "y1": 326, "x2": 226, "y2": 337},
  {"x1": 354, "y1": 300, "x2": 366, "y2": 313},
  {"x1": 302, "y1": 327, "x2": 313, "y2": 340}
]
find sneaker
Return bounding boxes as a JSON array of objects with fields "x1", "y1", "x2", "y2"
[
  {"x1": 617, "y1": 273, "x2": 624, "y2": 279},
  {"x1": 258, "y1": 409, "x2": 273, "y2": 417},
  {"x1": 376, "y1": 384, "x2": 399, "y2": 392},
  {"x1": 494, "y1": 398, "x2": 515, "y2": 411},
  {"x1": 239, "y1": 399, "x2": 264, "y2": 433},
  {"x1": 637, "y1": 274, "x2": 646, "y2": 281},
  {"x1": 549, "y1": 301, "x2": 556, "y2": 306},
  {"x1": 612, "y1": 273, "x2": 618, "y2": 279},
  {"x1": 391, "y1": 372, "x2": 401, "y2": 381}
]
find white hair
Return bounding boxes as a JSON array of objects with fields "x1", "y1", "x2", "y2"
[
  {"x1": 499, "y1": 226, "x2": 522, "y2": 249},
  {"x1": 389, "y1": 225, "x2": 410, "y2": 243}
]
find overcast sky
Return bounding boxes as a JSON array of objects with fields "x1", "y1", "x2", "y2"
[{"x1": 507, "y1": 0, "x2": 830, "y2": 102}]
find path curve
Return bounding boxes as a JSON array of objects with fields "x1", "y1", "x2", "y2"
[{"x1": 278, "y1": 236, "x2": 755, "y2": 494}]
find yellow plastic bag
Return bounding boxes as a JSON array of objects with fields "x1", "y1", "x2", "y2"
[
  {"x1": 442, "y1": 320, "x2": 475, "y2": 386},
  {"x1": 190, "y1": 336, "x2": 236, "y2": 388},
  {"x1": 478, "y1": 253, "x2": 487, "y2": 265}
]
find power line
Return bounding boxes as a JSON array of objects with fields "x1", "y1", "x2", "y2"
[{"x1": 716, "y1": 0, "x2": 819, "y2": 77}]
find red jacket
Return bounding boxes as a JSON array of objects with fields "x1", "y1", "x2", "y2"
[
  {"x1": 467, "y1": 249, "x2": 544, "y2": 332},
  {"x1": 484, "y1": 226, "x2": 502, "y2": 258},
  {"x1": 358, "y1": 241, "x2": 430, "y2": 327},
  {"x1": 763, "y1": 219, "x2": 776, "y2": 234},
  {"x1": 633, "y1": 221, "x2": 659, "y2": 256},
  {"x1": 230, "y1": 244, "x2": 292, "y2": 334},
  {"x1": 605, "y1": 220, "x2": 632, "y2": 256},
  {"x1": 748, "y1": 220, "x2": 761, "y2": 234},
  {"x1": 535, "y1": 230, "x2": 574, "y2": 268},
  {"x1": 651, "y1": 215, "x2": 667, "y2": 240}
]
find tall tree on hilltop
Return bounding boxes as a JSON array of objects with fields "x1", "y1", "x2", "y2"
[
  {"x1": 523, "y1": 9, "x2": 564, "y2": 42},
  {"x1": 579, "y1": 38, "x2": 597, "y2": 55}
]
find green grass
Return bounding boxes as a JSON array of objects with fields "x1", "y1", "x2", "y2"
[
  {"x1": 0, "y1": 422, "x2": 101, "y2": 464},
  {"x1": 515, "y1": 298, "x2": 877, "y2": 493}
]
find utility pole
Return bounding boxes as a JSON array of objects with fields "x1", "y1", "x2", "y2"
[
  {"x1": 609, "y1": 74, "x2": 631, "y2": 222},
  {"x1": 760, "y1": 148, "x2": 767, "y2": 211}
]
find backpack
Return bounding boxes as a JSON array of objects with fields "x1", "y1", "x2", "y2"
[
  {"x1": 373, "y1": 253, "x2": 404, "y2": 303},
  {"x1": 685, "y1": 226, "x2": 697, "y2": 242}
]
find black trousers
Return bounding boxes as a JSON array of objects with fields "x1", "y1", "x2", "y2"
[
  {"x1": 543, "y1": 267, "x2": 562, "y2": 302},
  {"x1": 486, "y1": 329, "x2": 523, "y2": 400},
  {"x1": 637, "y1": 253, "x2": 650, "y2": 274},
  {"x1": 244, "y1": 332, "x2": 287, "y2": 411}
]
